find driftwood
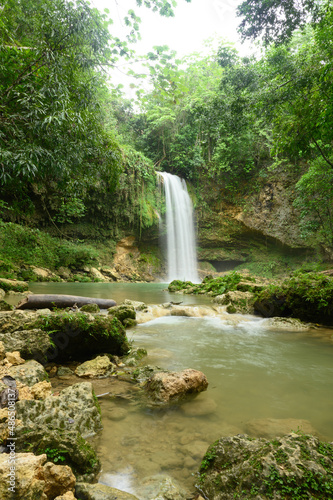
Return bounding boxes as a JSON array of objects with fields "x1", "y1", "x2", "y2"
[{"x1": 16, "y1": 294, "x2": 117, "y2": 310}]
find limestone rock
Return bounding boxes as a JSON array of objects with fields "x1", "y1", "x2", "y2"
[
  {"x1": 213, "y1": 291, "x2": 256, "y2": 314},
  {"x1": 30, "y1": 266, "x2": 56, "y2": 280},
  {"x1": 0, "y1": 328, "x2": 52, "y2": 363},
  {"x1": 7, "y1": 359, "x2": 48, "y2": 386},
  {"x1": 0, "y1": 452, "x2": 47, "y2": 500},
  {"x1": 244, "y1": 417, "x2": 320, "y2": 439},
  {"x1": 0, "y1": 453, "x2": 77, "y2": 500},
  {"x1": 42, "y1": 461, "x2": 76, "y2": 499},
  {"x1": 89, "y1": 267, "x2": 107, "y2": 281},
  {"x1": 30, "y1": 380, "x2": 53, "y2": 400},
  {"x1": 5, "y1": 350, "x2": 25, "y2": 365},
  {"x1": 108, "y1": 304, "x2": 136, "y2": 326},
  {"x1": 75, "y1": 356, "x2": 115, "y2": 378},
  {"x1": 122, "y1": 299, "x2": 148, "y2": 312},
  {"x1": 16, "y1": 381, "x2": 102, "y2": 438},
  {"x1": 197, "y1": 433, "x2": 333, "y2": 499},
  {"x1": 0, "y1": 289, "x2": 5, "y2": 299},
  {"x1": 262, "y1": 317, "x2": 311, "y2": 331},
  {"x1": 0, "y1": 341, "x2": 5, "y2": 361},
  {"x1": 145, "y1": 368, "x2": 208, "y2": 405},
  {"x1": 54, "y1": 492, "x2": 76, "y2": 500},
  {"x1": 76, "y1": 482, "x2": 139, "y2": 499},
  {"x1": 57, "y1": 267, "x2": 72, "y2": 279},
  {"x1": 136, "y1": 475, "x2": 187, "y2": 500},
  {"x1": 80, "y1": 303, "x2": 100, "y2": 313}
]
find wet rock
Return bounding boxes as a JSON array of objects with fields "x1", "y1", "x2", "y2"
[
  {"x1": 30, "y1": 380, "x2": 53, "y2": 400},
  {"x1": 106, "y1": 407, "x2": 127, "y2": 421},
  {"x1": 262, "y1": 317, "x2": 311, "y2": 331},
  {"x1": 0, "y1": 341, "x2": 5, "y2": 361},
  {"x1": 7, "y1": 359, "x2": 48, "y2": 386},
  {"x1": 136, "y1": 474, "x2": 187, "y2": 500},
  {"x1": 108, "y1": 304, "x2": 136, "y2": 326},
  {"x1": 80, "y1": 303, "x2": 100, "y2": 313},
  {"x1": 90, "y1": 267, "x2": 108, "y2": 281},
  {"x1": 0, "y1": 289, "x2": 5, "y2": 300},
  {"x1": 75, "y1": 356, "x2": 115, "y2": 378},
  {"x1": 180, "y1": 397, "x2": 217, "y2": 417},
  {"x1": 57, "y1": 366, "x2": 75, "y2": 378},
  {"x1": 244, "y1": 417, "x2": 320, "y2": 439},
  {"x1": 75, "y1": 482, "x2": 139, "y2": 499},
  {"x1": 30, "y1": 266, "x2": 56, "y2": 280},
  {"x1": 213, "y1": 291, "x2": 256, "y2": 314},
  {"x1": 145, "y1": 368, "x2": 208, "y2": 405},
  {"x1": 0, "y1": 328, "x2": 52, "y2": 363},
  {"x1": 57, "y1": 267, "x2": 72, "y2": 279},
  {"x1": 0, "y1": 453, "x2": 76, "y2": 500},
  {"x1": 122, "y1": 299, "x2": 148, "y2": 312},
  {"x1": 197, "y1": 433, "x2": 333, "y2": 499}
]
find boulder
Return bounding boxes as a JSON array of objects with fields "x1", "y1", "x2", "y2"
[
  {"x1": 75, "y1": 356, "x2": 115, "y2": 378},
  {"x1": 145, "y1": 368, "x2": 208, "y2": 405},
  {"x1": 107, "y1": 304, "x2": 136, "y2": 326},
  {"x1": 80, "y1": 303, "x2": 100, "y2": 313},
  {"x1": 122, "y1": 299, "x2": 148, "y2": 312},
  {"x1": 197, "y1": 433, "x2": 333, "y2": 499},
  {"x1": 6, "y1": 359, "x2": 48, "y2": 386},
  {"x1": 76, "y1": 482, "x2": 139, "y2": 499},
  {"x1": 5, "y1": 351, "x2": 25, "y2": 365},
  {"x1": 136, "y1": 474, "x2": 187, "y2": 500},
  {"x1": 0, "y1": 289, "x2": 5, "y2": 300},
  {"x1": 213, "y1": 291, "x2": 256, "y2": 315},
  {"x1": 0, "y1": 328, "x2": 52, "y2": 364},
  {"x1": 0, "y1": 453, "x2": 76, "y2": 500},
  {"x1": 0, "y1": 341, "x2": 5, "y2": 361},
  {"x1": 16, "y1": 382, "x2": 102, "y2": 438}
]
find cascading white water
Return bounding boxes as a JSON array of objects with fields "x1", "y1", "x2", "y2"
[{"x1": 158, "y1": 171, "x2": 200, "y2": 283}]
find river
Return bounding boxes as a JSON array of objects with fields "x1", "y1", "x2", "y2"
[{"x1": 29, "y1": 282, "x2": 333, "y2": 498}]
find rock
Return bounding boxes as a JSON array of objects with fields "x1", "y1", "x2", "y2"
[
  {"x1": 5, "y1": 350, "x2": 25, "y2": 365},
  {"x1": 16, "y1": 381, "x2": 102, "y2": 438},
  {"x1": 0, "y1": 289, "x2": 5, "y2": 299},
  {"x1": 0, "y1": 278, "x2": 28, "y2": 293},
  {"x1": 0, "y1": 452, "x2": 47, "y2": 500},
  {"x1": 108, "y1": 304, "x2": 136, "y2": 326},
  {"x1": 57, "y1": 366, "x2": 75, "y2": 378},
  {"x1": 57, "y1": 267, "x2": 72, "y2": 279},
  {"x1": 30, "y1": 266, "x2": 57, "y2": 280},
  {"x1": 99, "y1": 266, "x2": 121, "y2": 281},
  {"x1": 262, "y1": 317, "x2": 311, "y2": 331},
  {"x1": 0, "y1": 300, "x2": 13, "y2": 311},
  {"x1": 180, "y1": 397, "x2": 217, "y2": 417},
  {"x1": 42, "y1": 461, "x2": 76, "y2": 499},
  {"x1": 145, "y1": 368, "x2": 208, "y2": 405},
  {"x1": 0, "y1": 328, "x2": 52, "y2": 364},
  {"x1": 35, "y1": 312, "x2": 129, "y2": 362},
  {"x1": 80, "y1": 303, "x2": 100, "y2": 313},
  {"x1": 213, "y1": 291, "x2": 256, "y2": 314},
  {"x1": 30, "y1": 380, "x2": 53, "y2": 400},
  {"x1": 244, "y1": 417, "x2": 320, "y2": 439},
  {"x1": 197, "y1": 433, "x2": 333, "y2": 499},
  {"x1": 136, "y1": 474, "x2": 187, "y2": 500},
  {"x1": 0, "y1": 341, "x2": 5, "y2": 361},
  {"x1": 0, "y1": 452, "x2": 76, "y2": 500},
  {"x1": 54, "y1": 492, "x2": 76, "y2": 500},
  {"x1": 6, "y1": 359, "x2": 48, "y2": 386},
  {"x1": 122, "y1": 299, "x2": 148, "y2": 312},
  {"x1": 75, "y1": 482, "x2": 139, "y2": 499},
  {"x1": 75, "y1": 356, "x2": 115, "y2": 378}
]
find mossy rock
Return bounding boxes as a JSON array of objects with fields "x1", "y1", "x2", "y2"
[
  {"x1": 80, "y1": 303, "x2": 100, "y2": 313},
  {"x1": 34, "y1": 312, "x2": 130, "y2": 362},
  {"x1": 108, "y1": 304, "x2": 136, "y2": 326},
  {"x1": 0, "y1": 278, "x2": 29, "y2": 293},
  {"x1": 15, "y1": 428, "x2": 100, "y2": 479},
  {"x1": 0, "y1": 300, "x2": 14, "y2": 311},
  {"x1": 197, "y1": 433, "x2": 333, "y2": 499}
]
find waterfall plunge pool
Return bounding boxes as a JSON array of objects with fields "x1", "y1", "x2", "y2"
[{"x1": 29, "y1": 282, "x2": 333, "y2": 498}]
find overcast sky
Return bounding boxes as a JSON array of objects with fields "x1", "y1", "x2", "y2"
[{"x1": 89, "y1": 0, "x2": 253, "y2": 96}]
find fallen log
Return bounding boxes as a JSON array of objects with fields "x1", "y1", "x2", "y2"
[{"x1": 16, "y1": 294, "x2": 116, "y2": 310}]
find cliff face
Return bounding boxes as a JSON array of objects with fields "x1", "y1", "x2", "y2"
[{"x1": 194, "y1": 170, "x2": 318, "y2": 275}]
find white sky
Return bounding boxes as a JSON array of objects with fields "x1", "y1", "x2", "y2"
[{"x1": 89, "y1": 0, "x2": 254, "y2": 96}]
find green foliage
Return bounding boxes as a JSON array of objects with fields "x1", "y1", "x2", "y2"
[
  {"x1": 255, "y1": 272, "x2": 333, "y2": 323},
  {"x1": 168, "y1": 272, "x2": 246, "y2": 296},
  {"x1": 44, "y1": 447, "x2": 68, "y2": 463}
]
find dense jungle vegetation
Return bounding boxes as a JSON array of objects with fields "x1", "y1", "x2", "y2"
[{"x1": 0, "y1": 0, "x2": 333, "y2": 275}]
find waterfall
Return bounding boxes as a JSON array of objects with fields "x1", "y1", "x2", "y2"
[{"x1": 158, "y1": 171, "x2": 200, "y2": 283}]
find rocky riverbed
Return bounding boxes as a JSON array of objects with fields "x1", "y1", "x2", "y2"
[{"x1": 0, "y1": 276, "x2": 333, "y2": 499}]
